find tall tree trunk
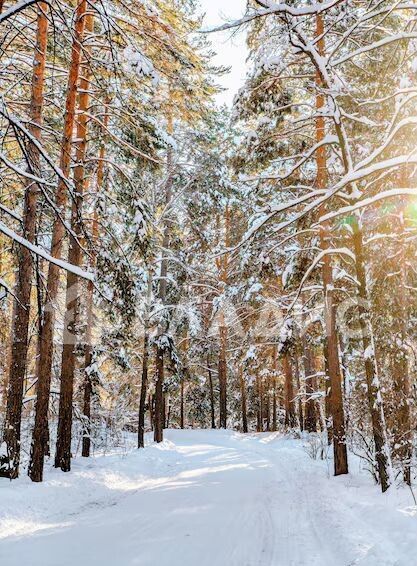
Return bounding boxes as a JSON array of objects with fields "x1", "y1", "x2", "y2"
[
  {"x1": 316, "y1": 11, "x2": 348, "y2": 476},
  {"x1": 1, "y1": 3, "x2": 48, "y2": 479},
  {"x1": 81, "y1": 357, "x2": 92, "y2": 457},
  {"x1": 137, "y1": 331, "x2": 150, "y2": 448},
  {"x1": 391, "y1": 185, "x2": 413, "y2": 485},
  {"x1": 302, "y1": 330, "x2": 317, "y2": 433},
  {"x1": 55, "y1": 10, "x2": 93, "y2": 472},
  {"x1": 352, "y1": 220, "x2": 392, "y2": 492},
  {"x1": 392, "y1": 201, "x2": 412, "y2": 485},
  {"x1": 323, "y1": 337, "x2": 333, "y2": 446},
  {"x1": 293, "y1": 345, "x2": 304, "y2": 431},
  {"x1": 272, "y1": 375, "x2": 277, "y2": 432},
  {"x1": 239, "y1": 365, "x2": 248, "y2": 433},
  {"x1": 392, "y1": 346, "x2": 411, "y2": 484},
  {"x1": 28, "y1": 0, "x2": 87, "y2": 482},
  {"x1": 180, "y1": 335, "x2": 189, "y2": 430},
  {"x1": 207, "y1": 355, "x2": 216, "y2": 429},
  {"x1": 283, "y1": 353, "x2": 296, "y2": 428},
  {"x1": 154, "y1": 347, "x2": 164, "y2": 443},
  {"x1": 149, "y1": 394, "x2": 154, "y2": 431},
  {"x1": 266, "y1": 375, "x2": 271, "y2": 432},
  {"x1": 218, "y1": 204, "x2": 230, "y2": 429},
  {"x1": 165, "y1": 396, "x2": 171, "y2": 429},
  {"x1": 82, "y1": 276, "x2": 94, "y2": 458},
  {"x1": 180, "y1": 376, "x2": 185, "y2": 429},
  {"x1": 218, "y1": 320, "x2": 227, "y2": 428},
  {"x1": 272, "y1": 346, "x2": 278, "y2": 432},
  {"x1": 82, "y1": 101, "x2": 109, "y2": 457},
  {"x1": 138, "y1": 274, "x2": 152, "y2": 449},
  {"x1": 154, "y1": 115, "x2": 173, "y2": 444},
  {"x1": 312, "y1": 8, "x2": 388, "y2": 488},
  {"x1": 256, "y1": 368, "x2": 262, "y2": 432}
]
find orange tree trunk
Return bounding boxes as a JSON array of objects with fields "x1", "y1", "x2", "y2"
[
  {"x1": 29, "y1": 0, "x2": 87, "y2": 482},
  {"x1": 207, "y1": 354, "x2": 216, "y2": 429},
  {"x1": 352, "y1": 223, "x2": 392, "y2": 492},
  {"x1": 239, "y1": 365, "x2": 248, "y2": 433},
  {"x1": 1, "y1": 3, "x2": 48, "y2": 480},
  {"x1": 283, "y1": 353, "x2": 296, "y2": 428},
  {"x1": 218, "y1": 319, "x2": 228, "y2": 428},
  {"x1": 315, "y1": 12, "x2": 348, "y2": 476},
  {"x1": 55, "y1": 11, "x2": 94, "y2": 472}
]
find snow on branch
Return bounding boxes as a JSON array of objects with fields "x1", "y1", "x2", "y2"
[
  {"x1": 319, "y1": 188, "x2": 417, "y2": 224},
  {"x1": 220, "y1": 189, "x2": 327, "y2": 256},
  {"x1": 0, "y1": 221, "x2": 94, "y2": 281},
  {"x1": 201, "y1": 0, "x2": 344, "y2": 33},
  {"x1": 0, "y1": 203, "x2": 22, "y2": 222},
  {"x1": 0, "y1": 0, "x2": 49, "y2": 23},
  {"x1": 336, "y1": 154, "x2": 417, "y2": 194},
  {"x1": 355, "y1": 118, "x2": 417, "y2": 173},
  {"x1": 247, "y1": 135, "x2": 339, "y2": 182},
  {"x1": 0, "y1": 101, "x2": 75, "y2": 192},
  {"x1": 332, "y1": 33, "x2": 417, "y2": 67},
  {"x1": 0, "y1": 150, "x2": 56, "y2": 189},
  {"x1": 287, "y1": 248, "x2": 355, "y2": 313},
  {"x1": 229, "y1": 154, "x2": 417, "y2": 256}
]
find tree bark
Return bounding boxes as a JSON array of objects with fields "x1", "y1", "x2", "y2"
[
  {"x1": 81, "y1": 356, "x2": 92, "y2": 457},
  {"x1": 138, "y1": 275, "x2": 152, "y2": 449},
  {"x1": 180, "y1": 376, "x2": 185, "y2": 429},
  {"x1": 153, "y1": 114, "x2": 173, "y2": 443},
  {"x1": 154, "y1": 347, "x2": 164, "y2": 443},
  {"x1": 272, "y1": 346, "x2": 278, "y2": 432},
  {"x1": 149, "y1": 394, "x2": 154, "y2": 431},
  {"x1": 1, "y1": 3, "x2": 48, "y2": 480},
  {"x1": 137, "y1": 331, "x2": 149, "y2": 448},
  {"x1": 315, "y1": 11, "x2": 348, "y2": 476},
  {"x1": 266, "y1": 375, "x2": 271, "y2": 432},
  {"x1": 29, "y1": 0, "x2": 87, "y2": 482},
  {"x1": 272, "y1": 375, "x2": 277, "y2": 432},
  {"x1": 207, "y1": 355, "x2": 216, "y2": 429},
  {"x1": 82, "y1": 101, "x2": 109, "y2": 457},
  {"x1": 352, "y1": 221, "x2": 392, "y2": 492},
  {"x1": 293, "y1": 346, "x2": 304, "y2": 431},
  {"x1": 218, "y1": 320, "x2": 227, "y2": 429},
  {"x1": 393, "y1": 204, "x2": 412, "y2": 485},
  {"x1": 256, "y1": 368, "x2": 262, "y2": 432},
  {"x1": 218, "y1": 205, "x2": 230, "y2": 429},
  {"x1": 239, "y1": 365, "x2": 248, "y2": 433},
  {"x1": 283, "y1": 353, "x2": 296, "y2": 428},
  {"x1": 55, "y1": 10, "x2": 93, "y2": 472},
  {"x1": 302, "y1": 331, "x2": 317, "y2": 433}
]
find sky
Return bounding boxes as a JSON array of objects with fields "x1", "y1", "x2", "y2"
[{"x1": 198, "y1": 0, "x2": 248, "y2": 107}]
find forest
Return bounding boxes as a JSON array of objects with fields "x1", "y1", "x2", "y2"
[{"x1": 1, "y1": 0, "x2": 417, "y2": 564}]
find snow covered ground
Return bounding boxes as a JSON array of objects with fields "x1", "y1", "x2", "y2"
[{"x1": 1, "y1": 430, "x2": 417, "y2": 565}]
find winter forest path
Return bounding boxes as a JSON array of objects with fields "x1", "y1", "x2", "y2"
[{"x1": 1, "y1": 430, "x2": 416, "y2": 566}]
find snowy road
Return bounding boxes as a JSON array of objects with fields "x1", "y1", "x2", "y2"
[{"x1": 1, "y1": 430, "x2": 417, "y2": 565}]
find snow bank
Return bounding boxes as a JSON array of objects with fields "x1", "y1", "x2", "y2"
[{"x1": 1, "y1": 430, "x2": 416, "y2": 565}]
